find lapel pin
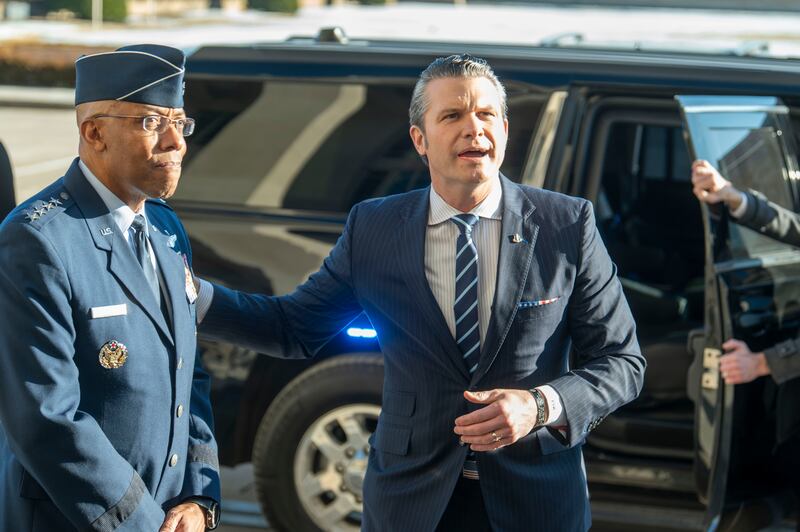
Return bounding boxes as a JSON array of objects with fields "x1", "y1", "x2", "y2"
[
  {"x1": 100, "y1": 227, "x2": 113, "y2": 236},
  {"x1": 508, "y1": 233, "x2": 525, "y2": 244}
]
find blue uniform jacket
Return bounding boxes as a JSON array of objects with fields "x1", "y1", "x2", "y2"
[{"x1": 0, "y1": 159, "x2": 220, "y2": 531}]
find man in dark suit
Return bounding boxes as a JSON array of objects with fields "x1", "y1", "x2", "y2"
[
  {"x1": 198, "y1": 54, "x2": 645, "y2": 531},
  {"x1": 692, "y1": 159, "x2": 800, "y2": 529},
  {"x1": 0, "y1": 45, "x2": 220, "y2": 531}
]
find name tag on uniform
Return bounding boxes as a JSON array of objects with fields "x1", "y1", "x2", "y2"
[{"x1": 90, "y1": 304, "x2": 128, "y2": 319}]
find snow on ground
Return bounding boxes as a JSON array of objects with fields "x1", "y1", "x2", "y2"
[{"x1": 1, "y1": 2, "x2": 800, "y2": 57}]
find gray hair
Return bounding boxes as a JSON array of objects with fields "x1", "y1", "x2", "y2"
[{"x1": 409, "y1": 54, "x2": 507, "y2": 131}]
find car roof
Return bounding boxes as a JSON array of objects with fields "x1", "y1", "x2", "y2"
[{"x1": 186, "y1": 35, "x2": 800, "y2": 97}]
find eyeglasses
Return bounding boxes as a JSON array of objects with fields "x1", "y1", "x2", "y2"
[{"x1": 91, "y1": 114, "x2": 196, "y2": 137}]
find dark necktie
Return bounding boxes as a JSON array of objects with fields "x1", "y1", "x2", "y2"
[
  {"x1": 129, "y1": 214, "x2": 160, "y2": 303},
  {"x1": 451, "y1": 214, "x2": 480, "y2": 374}
]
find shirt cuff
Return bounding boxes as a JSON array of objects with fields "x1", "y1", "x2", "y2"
[
  {"x1": 195, "y1": 279, "x2": 214, "y2": 324},
  {"x1": 729, "y1": 191, "x2": 748, "y2": 219},
  {"x1": 536, "y1": 384, "x2": 565, "y2": 426},
  {"x1": 183, "y1": 496, "x2": 216, "y2": 508}
]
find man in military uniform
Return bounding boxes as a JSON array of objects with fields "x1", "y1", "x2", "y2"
[{"x1": 0, "y1": 44, "x2": 220, "y2": 531}]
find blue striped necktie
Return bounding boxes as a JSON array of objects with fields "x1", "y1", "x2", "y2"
[
  {"x1": 451, "y1": 214, "x2": 481, "y2": 374},
  {"x1": 129, "y1": 214, "x2": 161, "y2": 303}
]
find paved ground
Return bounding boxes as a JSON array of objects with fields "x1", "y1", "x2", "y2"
[
  {"x1": 217, "y1": 463, "x2": 271, "y2": 531},
  {"x1": 0, "y1": 93, "x2": 76, "y2": 203}
]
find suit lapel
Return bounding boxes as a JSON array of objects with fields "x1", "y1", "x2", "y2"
[
  {"x1": 63, "y1": 160, "x2": 174, "y2": 345},
  {"x1": 398, "y1": 188, "x2": 469, "y2": 381},
  {"x1": 472, "y1": 177, "x2": 537, "y2": 385},
  {"x1": 148, "y1": 217, "x2": 190, "y2": 356}
]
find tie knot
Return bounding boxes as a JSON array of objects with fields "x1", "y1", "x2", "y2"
[
  {"x1": 451, "y1": 214, "x2": 479, "y2": 235},
  {"x1": 130, "y1": 214, "x2": 146, "y2": 233}
]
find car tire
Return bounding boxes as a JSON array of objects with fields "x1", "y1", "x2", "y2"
[{"x1": 252, "y1": 354, "x2": 384, "y2": 532}]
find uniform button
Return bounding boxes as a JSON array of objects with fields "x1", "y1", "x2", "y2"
[
  {"x1": 169, "y1": 454, "x2": 179, "y2": 467},
  {"x1": 176, "y1": 404, "x2": 184, "y2": 418},
  {"x1": 177, "y1": 357, "x2": 184, "y2": 370}
]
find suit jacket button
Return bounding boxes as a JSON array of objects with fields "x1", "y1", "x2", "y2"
[
  {"x1": 169, "y1": 454, "x2": 179, "y2": 467},
  {"x1": 176, "y1": 405, "x2": 184, "y2": 418}
]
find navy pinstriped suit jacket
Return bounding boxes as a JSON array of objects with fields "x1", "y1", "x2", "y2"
[{"x1": 201, "y1": 176, "x2": 645, "y2": 531}]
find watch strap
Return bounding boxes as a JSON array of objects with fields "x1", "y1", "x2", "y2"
[{"x1": 528, "y1": 388, "x2": 548, "y2": 429}]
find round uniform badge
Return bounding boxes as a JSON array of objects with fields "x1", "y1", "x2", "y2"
[{"x1": 99, "y1": 340, "x2": 128, "y2": 369}]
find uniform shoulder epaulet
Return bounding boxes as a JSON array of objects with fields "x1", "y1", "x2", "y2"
[{"x1": 21, "y1": 191, "x2": 73, "y2": 227}]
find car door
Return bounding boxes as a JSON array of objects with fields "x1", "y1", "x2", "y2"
[{"x1": 677, "y1": 95, "x2": 800, "y2": 530}]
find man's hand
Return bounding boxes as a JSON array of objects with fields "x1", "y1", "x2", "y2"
[
  {"x1": 159, "y1": 502, "x2": 206, "y2": 532},
  {"x1": 720, "y1": 339, "x2": 771, "y2": 385},
  {"x1": 453, "y1": 389, "x2": 538, "y2": 451},
  {"x1": 691, "y1": 160, "x2": 743, "y2": 210}
]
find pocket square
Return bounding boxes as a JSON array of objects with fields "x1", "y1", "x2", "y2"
[{"x1": 518, "y1": 297, "x2": 560, "y2": 309}]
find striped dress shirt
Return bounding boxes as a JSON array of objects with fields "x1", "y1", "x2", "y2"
[{"x1": 425, "y1": 182, "x2": 502, "y2": 345}]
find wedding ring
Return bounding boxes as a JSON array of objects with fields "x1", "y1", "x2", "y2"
[{"x1": 492, "y1": 431, "x2": 501, "y2": 442}]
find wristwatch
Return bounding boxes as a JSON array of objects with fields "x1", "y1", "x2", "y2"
[
  {"x1": 203, "y1": 501, "x2": 220, "y2": 530},
  {"x1": 187, "y1": 497, "x2": 220, "y2": 530},
  {"x1": 528, "y1": 388, "x2": 549, "y2": 429}
]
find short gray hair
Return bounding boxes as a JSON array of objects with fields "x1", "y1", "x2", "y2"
[{"x1": 409, "y1": 54, "x2": 507, "y2": 131}]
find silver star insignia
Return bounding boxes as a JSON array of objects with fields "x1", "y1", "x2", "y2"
[
  {"x1": 49, "y1": 196, "x2": 63, "y2": 207},
  {"x1": 34, "y1": 207, "x2": 47, "y2": 217},
  {"x1": 25, "y1": 211, "x2": 39, "y2": 222}
]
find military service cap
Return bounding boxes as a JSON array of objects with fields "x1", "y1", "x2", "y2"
[{"x1": 74, "y1": 44, "x2": 186, "y2": 108}]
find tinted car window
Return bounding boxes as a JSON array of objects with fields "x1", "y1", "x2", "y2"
[
  {"x1": 597, "y1": 121, "x2": 703, "y2": 293},
  {"x1": 180, "y1": 79, "x2": 545, "y2": 213},
  {"x1": 683, "y1": 108, "x2": 799, "y2": 260}
]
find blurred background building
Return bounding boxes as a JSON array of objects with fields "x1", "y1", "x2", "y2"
[{"x1": 3, "y1": 0, "x2": 800, "y2": 23}]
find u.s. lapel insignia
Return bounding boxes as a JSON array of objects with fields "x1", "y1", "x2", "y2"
[
  {"x1": 183, "y1": 254, "x2": 198, "y2": 304},
  {"x1": 99, "y1": 340, "x2": 128, "y2": 369},
  {"x1": 100, "y1": 227, "x2": 113, "y2": 236}
]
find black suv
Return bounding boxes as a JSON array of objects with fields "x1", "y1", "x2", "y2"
[{"x1": 173, "y1": 34, "x2": 800, "y2": 531}]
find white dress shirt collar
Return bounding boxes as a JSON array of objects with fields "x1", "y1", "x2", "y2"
[
  {"x1": 78, "y1": 159, "x2": 147, "y2": 237},
  {"x1": 428, "y1": 178, "x2": 503, "y2": 226}
]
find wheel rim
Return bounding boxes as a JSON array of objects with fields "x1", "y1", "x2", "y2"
[{"x1": 293, "y1": 403, "x2": 380, "y2": 532}]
